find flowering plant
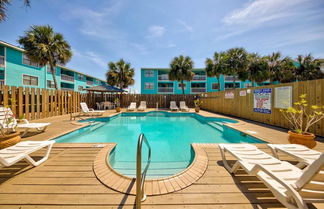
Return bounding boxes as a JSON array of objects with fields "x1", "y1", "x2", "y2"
[
  {"x1": 114, "y1": 97, "x2": 120, "y2": 107},
  {"x1": 280, "y1": 94, "x2": 324, "y2": 134},
  {"x1": 194, "y1": 99, "x2": 203, "y2": 108}
]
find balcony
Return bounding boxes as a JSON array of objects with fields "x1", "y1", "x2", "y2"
[
  {"x1": 0, "y1": 56, "x2": 4, "y2": 67},
  {"x1": 193, "y1": 75, "x2": 206, "y2": 81},
  {"x1": 61, "y1": 87, "x2": 74, "y2": 91},
  {"x1": 158, "y1": 87, "x2": 173, "y2": 93},
  {"x1": 158, "y1": 74, "x2": 169, "y2": 80},
  {"x1": 191, "y1": 87, "x2": 206, "y2": 93},
  {"x1": 61, "y1": 74, "x2": 74, "y2": 82},
  {"x1": 86, "y1": 80, "x2": 93, "y2": 85}
]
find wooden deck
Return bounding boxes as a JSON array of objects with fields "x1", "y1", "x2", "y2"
[
  {"x1": 0, "y1": 143, "x2": 323, "y2": 209},
  {"x1": 0, "y1": 110, "x2": 323, "y2": 208}
]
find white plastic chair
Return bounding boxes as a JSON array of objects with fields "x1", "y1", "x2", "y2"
[
  {"x1": 267, "y1": 144, "x2": 322, "y2": 168},
  {"x1": 137, "y1": 101, "x2": 147, "y2": 111},
  {"x1": 0, "y1": 107, "x2": 51, "y2": 137},
  {"x1": 127, "y1": 102, "x2": 137, "y2": 111},
  {"x1": 170, "y1": 101, "x2": 179, "y2": 111},
  {"x1": 179, "y1": 101, "x2": 189, "y2": 112},
  {"x1": 218, "y1": 143, "x2": 324, "y2": 209},
  {"x1": 80, "y1": 102, "x2": 104, "y2": 116},
  {"x1": 0, "y1": 140, "x2": 55, "y2": 167}
]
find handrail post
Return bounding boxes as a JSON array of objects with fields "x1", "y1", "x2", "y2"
[{"x1": 135, "y1": 133, "x2": 151, "y2": 209}]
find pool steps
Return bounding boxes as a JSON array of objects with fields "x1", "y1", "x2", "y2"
[
  {"x1": 111, "y1": 160, "x2": 189, "y2": 179},
  {"x1": 207, "y1": 121, "x2": 224, "y2": 132}
]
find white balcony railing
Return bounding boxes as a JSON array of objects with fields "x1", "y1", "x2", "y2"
[
  {"x1": 86, "y1": 80, "x2": 93, "y2": 85},
  {"x1": 191, "y1": 87, "x2": 206, "y2": 93},
  {"x1": 158, "y1": 74, "x2": 169, "y2": 80},
  {"x1": 61, "y1": 87, "x2": 74, "y2": 91},
  {"x1": 61, "y1": 74, "x2": 74, "y2": 82},
  {"x1": 193, "y1": 75, "x2": 206, "y2": 80},
  {"x1": 0, "y1": 56, "x2": 5, "y2": 67},
  {"x1": 158, "y1": 87, "x2": 173, "y2": 93}
]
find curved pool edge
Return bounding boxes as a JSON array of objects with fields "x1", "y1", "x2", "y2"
[{"x1": 93, "y1": 143, "x2": 208, "y2": 196}]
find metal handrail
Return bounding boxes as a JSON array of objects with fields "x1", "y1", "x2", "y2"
[{"x1": 136, "y1": 133, "x2": 151, "y2": 209}]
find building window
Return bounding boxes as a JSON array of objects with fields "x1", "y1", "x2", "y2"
[
  {"x1": 244, "y1": 83, "x2": 253, "y2": 88},
  {"x1": 23, "y1": 75, "x2": 38, "y2": 86},
  {"x1": 46, "y1": 65, "x2": 56, "y2": 73},
  {"x1": 144, "y1": 70, "x2": 154, "y2": 77},
  {"x1": 22, "y1": 54, "x2": 39, "y2": 68},
  {"x1": 212, "y1": 83, "x2": 219, "y2": 90},
  {"x1": 144, "y1": 82, "x2": 154, "y2": 90},
  {"x1": 225, "y1": 82, "x2": 240, "y2": 89},
  {"x1": 78, "y1": 85, "x2": 83, "y2": 91},
  {"x1": 78, "y1": 74, "x2": 84, "y2": 80},
  {"x1": 47, "y1": 80, "x2": 55, "y2": 88},
  {"x1": 178, "y1": 83, "x2": 186, "y2": 89}
]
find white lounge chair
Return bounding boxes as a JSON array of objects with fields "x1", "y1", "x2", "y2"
[
  {"x1": 0, "y1": 140, "x2": 55, "y2": 167},
  {"x1": 137, "y1": 101, "x2": 147, "y2": 111},
  {"x1": 127, "y1": 102, "x2": 137, "y2": 111},
  {"x1": 219, "y1": 144, "x2": 324, "y2": 209},
  {"x1": 0, "y1": 107, "x2": 51, "y2": 137},
  {"x1": 267, "y1": 144, "x2": 322, "y2": 168},
  {"x1": 170, "y1": 101, "x2": 179, "y2": 111},
  {"x1": 179, "y1": 101, "x2": 189, "y2": 112},
  {"x1": 80, "y1": 102, "x2": 104, "y2": 116}
]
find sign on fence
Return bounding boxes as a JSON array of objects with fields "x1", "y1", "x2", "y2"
[
  {"x1": 225, "y1": 91, "x2": 234, "y2": 99},
  {"x1": 239, "y1": 90, "x2": 246, "y2": 96},
  {"x1": 253, "y1": 88, "x2": 272, "y2": 114},
  {"x1": 274, "y1": 86, "x2": 292, "y2": 109}
]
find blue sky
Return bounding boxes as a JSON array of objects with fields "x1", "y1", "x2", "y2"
[{"x1": 1, "y1": 0, "x2": 324, "y2": 91}]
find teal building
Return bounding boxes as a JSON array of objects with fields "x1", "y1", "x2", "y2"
[
  {"x1": 141, "y1": 68, "x2": 270, "y2": 94},
  {"x1": 0, "y1": 40, "x2": 106, "y2": 92}
]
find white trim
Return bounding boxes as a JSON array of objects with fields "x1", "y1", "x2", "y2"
[
  {"x1": 3, "y1": 46, "x2": 6, "y2": 85},
  {"x1": 22, "y1": 74, "x2": 39, "y2": 87}
]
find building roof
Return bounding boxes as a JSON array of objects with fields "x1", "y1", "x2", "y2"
[
  {"x1": 85, "y1": 84, "x2": 124, "y2": 92},
  {"x1": 0, "y1": 40, "x2": 106, "y2": 82}
]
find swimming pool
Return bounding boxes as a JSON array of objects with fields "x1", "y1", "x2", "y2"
[{"x1": 55, "y1": 111, "x2": 265, "y2": 178}]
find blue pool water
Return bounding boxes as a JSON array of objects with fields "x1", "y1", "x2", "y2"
[{"x1": 55, "y1": 111, "x2": 265, "y2": 178}]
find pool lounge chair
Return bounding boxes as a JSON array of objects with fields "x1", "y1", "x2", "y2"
[
  {"x1": 137, "y1": 101, "x2": 147, "y2": 111},
  {"x1": 218, "y1": 144, "x2": 324, "y2": 209},
  {"x1": 80, "y1": 102, "x2": 104, "y2": 116},
  {"x1": 0, "y1": 140, "x2": 55, "y2": 167},
  {"x1": 179, "y1": 101, "x2": 189, "y2": 112},
  {"x1": 267, "y1": 144, "x2": 322, "y2": 168},
  {"x1": 127, "y1": 102, "x2": 137, "y2": 111},
  {"x1": 0, "y1": 107, "x2": 51, "y2": 137},
  {"x1": 170, "y1": 101, "x2": 179, "y2": 111}
]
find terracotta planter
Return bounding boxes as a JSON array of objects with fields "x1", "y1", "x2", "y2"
[
  {"x1": 115, "y1": 107, "x2": 121, "y2": 112},
  {"x1": 0, "y1": 131, "x2": 21, "y2": 149},
  {"x1": 195, "y1": 107, "x2": 200, "y2": 113},
  {"x1": 288, "y1": 130, "x2": 316, "y2": 149}
]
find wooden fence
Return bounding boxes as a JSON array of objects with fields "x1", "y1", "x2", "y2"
[
  {"x1": 200, "y1": 79, "x2": 324, "y2": 137},
  {"x1": 0, "y1": 85, "x2": 196, "y2": 121}
]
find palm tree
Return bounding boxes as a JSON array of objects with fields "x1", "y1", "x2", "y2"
[
  {"x1": 223, "y1": 48, "x2": 249, "y2": 89},
  {"x1": 266, "y1": 52, "x2": 282, "y2": 84},
  {"x1": 18, "y1": 25, "x2": 72, "y2": 89},
  {"x1": 295, "y1": 54, "x2": 323, "y2": 81},
  {"x1": 205, "y1": 52, "x2": 226, "y2": 91},
  {"x1": 169, "y1": 55, "x2": 194, "y2": 94},
  {"x1": 279, "y1": 57, "x2": 297, "y2": 83},
  {"x1": 106, "y1": 59, "x2": 135, "y2": 89},
  {"x1": 247, "y1": 53, "x2": 269, "y2": 86},
  {"x1": 0, "y1": 0, "x2": 30, "y2": 21}
]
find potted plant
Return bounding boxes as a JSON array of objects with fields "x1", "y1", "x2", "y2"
[
  {"x1": 280, "y1": 94, "x2": 324, "y2": 148},
  {"x1": 0, "y1": 106, "x2": 21, "y2": 149},
  {"x1": 114, "y1": 98, "x2": 121, "y2": 112},
  {"x1": 194, "y1": 99, "x2": 203, "y2": 113}
]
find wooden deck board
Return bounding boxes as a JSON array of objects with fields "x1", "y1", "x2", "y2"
[{"x1": 0, "y1": 144, "x2": 323, "y2": 208}]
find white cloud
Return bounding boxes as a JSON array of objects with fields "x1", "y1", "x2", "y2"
[
  {"x1": 146, "y1": 25, "x2": 166, "y2": 38},
  {"x1": 223, "y1": 0, "x2": 307, "y2": 26},
  {"x1": 177, "y1": 19, "x2": 193, "y2": 32},
  {"x1": 73, "y1": 49, "x2": 106, "y2": 68}
]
